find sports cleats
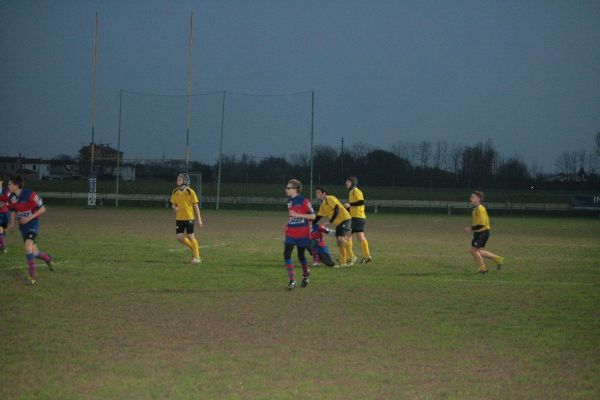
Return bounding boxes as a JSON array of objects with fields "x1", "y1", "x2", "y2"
[
  {"x1": 191, "y1": 257, "x2": 202, "y2": 264},
  {"x1": 46, "y1": 256, "x2": 56, "y2": 271},
  {"x1": 301, "y1": 277, "x2": 310, "y2": 288},
  {"x1": 287, "y1": 280, "x2": 296, "y2": 290},
  {"x1": 360, "y1": 256, "x2": 372, "y2": 264}
]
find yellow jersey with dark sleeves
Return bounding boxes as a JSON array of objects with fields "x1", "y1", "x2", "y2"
[
  {"x1": 170, "y1": 187, "x2": 199, "y2": 220},
  {"x1": 317, "y1": 195, "x2": 351, "y2": 227},
  {"x1": 348, "y1": 187, "x2": 366, "y2": 219},
  {"x1": 471, "y1": 204, "x2": 490, "y2": 232}
]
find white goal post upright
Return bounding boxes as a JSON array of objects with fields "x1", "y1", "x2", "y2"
[{"x1": 87, "y1": 11, "x2": 99, "y2": 208}]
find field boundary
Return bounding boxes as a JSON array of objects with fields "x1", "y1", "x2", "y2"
[{"x1": 39, "y1": 191, "x2": 573, "y2": 212}]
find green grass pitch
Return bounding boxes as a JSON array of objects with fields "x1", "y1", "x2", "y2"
[{"x1": 1, "y1": 207, "x2": 599, "y2": 399}]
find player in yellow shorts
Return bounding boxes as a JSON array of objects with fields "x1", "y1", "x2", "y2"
[
  {"x1": 314, "y1": 186, "x2": 354, "y2": 267},
  {"x1": 463, "y1": 190, "x2": 504, "y2": 273},
  {"x1": 343, "y1": 176, "x2": 371, "y2": 264},
  {"x1": 170, "y1": 173, "x2": 203, "y2": 264}
]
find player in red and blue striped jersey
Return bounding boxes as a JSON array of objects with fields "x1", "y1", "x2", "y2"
[
  {"x1": 308, "y1": 224, "x2": 335, "y2": 267},
  {"x1": 284, "y1": 179, "x2": 315, "y2": 290},
  {"x1": 0, "y1": 176, "x2": 15, "y2": 253},
  {"x1": 7, "y1": 176, "x2": 55, "y2": 284}
]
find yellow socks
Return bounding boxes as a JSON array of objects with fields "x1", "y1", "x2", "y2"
[
  {"x1": 339, "y1": 243, "x2": 347, "y2": 264},
  {"x1": 360, "y1": 239, "x2": 370, "y2": 258},
  {"x1": 343, "y1": 240, "x2": 353, "y2": 263},
  {"x1": 190, "y1": 237, "x2": 200, "y2": 259},
  {"x1": 347, "y1": 238, "x2": 355, "y2": 259},
  {"x1": 182, "y1": 237, "x2": 200, "y2": 259}
]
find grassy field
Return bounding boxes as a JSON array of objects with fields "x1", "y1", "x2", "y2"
[{"x1": 1, "y1": 207, "x2": 599, "y2": 399}]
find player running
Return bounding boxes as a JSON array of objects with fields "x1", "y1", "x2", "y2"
[
  {"x1": 0, "y1": 175, "x2": 14, "y2": 253},
  {"x1": 284, "y1": 179, "x2": 315, "y2": 290},
  {"x1": 314, "y1": 186, "x2": 354, "y2": 267},
  {"x1": 7, "y1": 176, "x2": 55, "y2": 284},
  {"x1": 170, "y1": 173, "x2": 203, "y2": 264},
  {"x1": 343, "y1": 176, "x2": 372, "y2": 264},
  {"x1": 463, "y1": 190, "x2": 504, "y2": 273}
]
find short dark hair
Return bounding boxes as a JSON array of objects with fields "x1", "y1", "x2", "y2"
[
  {"x1": 315, "y1": 185, "x2": 328, "y2": 194},
  {"x1": 472, "y1": 190, "x2": 484, "y2": 201},
  {"x1": 9, "y1": 175, "x2": 24, "y2": 189},
  {"x1": 346, "y1": 176, "x2": 358, "y2": 187},
  {"x1": 287, "y1": 179, "x2": 302, "y2": 192}
]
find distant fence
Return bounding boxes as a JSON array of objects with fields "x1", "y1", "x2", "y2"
[{"x1": 40, "y1": 191, "x2": 586, "y2": 215}]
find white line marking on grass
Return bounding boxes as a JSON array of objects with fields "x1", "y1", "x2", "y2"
[
  {"x1": 435, "y1": 278, "x2": 596, "y2": 287},
  {"x1": 1, "y1": 260, "x2": 72, "y2": 271}
]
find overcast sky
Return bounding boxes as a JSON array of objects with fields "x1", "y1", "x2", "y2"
[{"x1": 1, "y1": 0, "x2": 599, "y2": 170}]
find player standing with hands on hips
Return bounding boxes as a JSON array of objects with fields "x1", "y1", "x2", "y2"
[
  {"x1": 170, "y1": 173, "x2": 203, "y2": 264},
  {"x1": 343, "y1": 176, "x2": 372, "y2": 264}
]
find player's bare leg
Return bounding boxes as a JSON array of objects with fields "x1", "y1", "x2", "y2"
[
  {"x1": 470, "y1": 247, "x2": 487, "y2": 273},
  {"x1": 480, "y1": 249, "x2": 504, "y2": 270}
]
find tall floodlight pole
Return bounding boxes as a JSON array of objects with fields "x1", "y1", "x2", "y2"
[
  {"x1": 115, "y1": 90, "x2": 123, "y2": 207},
  {"x1": 88, "y1": 12, "x2": 99, "y2": 208},
  {"x1": 309, "y1": 90, "x2": 315, "y2": 201},
  {"x1": 341, "y1": 137, "x2": 345, "y2": 181},
  {"x1": 216, "y1": 90, "x2": 226, "y2": 210},
  {"x1": 185, "y1": 11, "x2": 194, "y2": 172}
]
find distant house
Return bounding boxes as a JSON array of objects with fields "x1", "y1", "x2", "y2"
[
  {"x1": 0, "y1": 155, "x2": 51, "y2": 181},
  {"x1": 78, "y1": 144, "x2": 136, "y2": 181},
  {"x1": 47, "y1": 159, "x2": 80, "y2": 180}
]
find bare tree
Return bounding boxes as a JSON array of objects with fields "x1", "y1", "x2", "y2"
[
  {"x1": 555, "y1": 151, "x2": 578, "y2": 180},
  {"x1": 433, "y1": 140, "x2": 448, "y2": 170},
  {"x1": 595, "y1": 131, "x2": 600, "y2": 158},
  {"x1": 529, "y1": 161, "x2": 543, "y2": 180},
  {"x1": 577, "y1": 149, "x2": 587, "y2": 172},
  {"x1": 349, "y1": 142, "x2": 373, "y2": 163},
  {"x1": 449, "y1": 143, "x2": 464, "y2": 176},
  {"x1": 418, "y1": 140, "x2": 432, "y2": 168}
]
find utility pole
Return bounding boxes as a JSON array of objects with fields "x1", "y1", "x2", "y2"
[{"x1": 341, "y1": 137, "x2": 345, "y2": 181}]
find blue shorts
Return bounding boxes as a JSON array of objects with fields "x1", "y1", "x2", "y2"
[
  {"x1": 19, "y1": 219, "x2": 40, "y2": 242},
  {"x1": 0, "y1": 213, "x2": 9, "y2": 229},
  {"x1": 285, "y1": 236, "x2": 311, "y2": 248}
]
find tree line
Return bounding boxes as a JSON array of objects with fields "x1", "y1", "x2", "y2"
[{"x1": 189, "y1": 136, "x2": 599, "y2": 190}]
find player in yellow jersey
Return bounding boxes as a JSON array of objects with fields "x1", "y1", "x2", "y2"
[
  {"x1": 343, "y1": 176, "x2": 372, "y2": 264},
  {"x1": 170, "y1": 173, "x2": 203, "y2": 264},
  {"x1": 463, "y1": 191, "x2": 504, "y2": 273},
  {"x1": 314, "y1": 186, "x2": 354, "y2": 267}
]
